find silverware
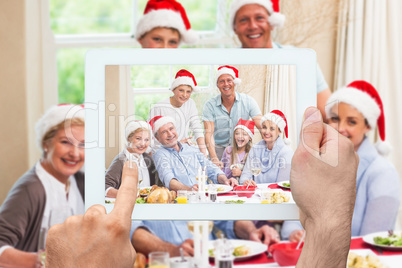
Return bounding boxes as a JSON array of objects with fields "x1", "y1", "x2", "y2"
[{"x1": 266, "y1": 250, "x2": 273, "y2": 258}]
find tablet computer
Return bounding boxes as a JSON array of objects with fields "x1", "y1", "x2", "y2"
[{"x1": 85, "y1": 48, "x2": 316, "y2": 220}]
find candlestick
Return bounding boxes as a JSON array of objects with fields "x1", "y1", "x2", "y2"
[
  {"x1": 193, "y1": 221, "x2": 201, "y2": 266},
  {"x1": 201, "y1": 221, "x2": 209, "y2": 267}
]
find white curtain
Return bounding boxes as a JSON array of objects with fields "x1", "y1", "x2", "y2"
[{"x1": 335, "y1": 0, "x2": 402, "y2": 228}]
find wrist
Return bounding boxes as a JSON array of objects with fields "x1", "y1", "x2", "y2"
[{"x1": 298, "y1": 221, "x2": 351, "y2": 267}]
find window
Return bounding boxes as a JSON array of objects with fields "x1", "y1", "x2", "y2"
[
  {"x1": 131, "y1": 65, "x2": 217, "y2": 122},
  {"x1": 47, "y1": 0, "x2": 235, "y2": 105}
]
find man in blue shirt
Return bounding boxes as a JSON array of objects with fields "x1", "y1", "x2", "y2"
[
  {"x1": 151, "y1": 115, "x2": 238, "y2": 191},
  {"x1": 228, "y1": 0, "x2": 331, "y2": 119},
  {"x1": 203, "y1": 65, "x2": 262, "y2": 168}
]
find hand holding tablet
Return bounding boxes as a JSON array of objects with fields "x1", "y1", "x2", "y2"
[{"x1": 45, "y1": 161, "x2": 138, "y2": 268}]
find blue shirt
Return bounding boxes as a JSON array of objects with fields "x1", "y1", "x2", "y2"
[
  {"x1": 153, "y1": 142, "x2": 225, "y2": 188},
  {"x1": 202, "y1": 92, "x2": 261, "y2": 147},
  {"x1": 352, "y1": 137, "x2": 400, "y2": 236},
  {"x1": 240, "y1": 137, "x2": 293, "y2": 184},
  {"x1": 273, "y1": 42, "x2": 329, "y2": 93},
  {"x1": 132, "y1": 221, "x2": 237, "y2": 246}
]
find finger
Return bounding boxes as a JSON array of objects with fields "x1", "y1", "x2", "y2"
[
  {"x1": 299, "y1": 107, "x2": 324, "y2": 158},
  {"x1": 111, "y1": 160, "x2": 138, "y2": 219}
]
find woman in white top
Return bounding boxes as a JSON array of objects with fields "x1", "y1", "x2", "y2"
[{"x1": 149, "y1": 69, "x2": 206, "y2": 155}]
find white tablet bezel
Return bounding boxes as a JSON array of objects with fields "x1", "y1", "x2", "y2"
[{"x1": 85, "y1": 48, "x2": 316, "y2": 220}]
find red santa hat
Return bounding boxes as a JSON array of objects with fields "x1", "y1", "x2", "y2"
[
  {"x1": 234, "y1": 119, "x2": 255, "y2": 139},
  {"x1": 229, "y1": 0, "x2": 285, "y2": 29},
  {"x1": 170, "y1": 69, "x2": 198, "y2": 92},
  {"x1": 148, "y1": 115, "x2": 176, "y2": 135},
  {"x1": 35, "y1": 104, "x2": 85, "y2": 150},
  {"x1": 215, "y1": 65, "x2": 242, "y2": 87},
  {"x1": 261, "y1": 109, "x2": 290, "y2": 145},
  {"x1": 325, "y1": 80, "x2": 390, "y2": 155},
  {"x1": 125, "y1": 121, "x2": 152, "y2": 142},
  {"x1": 136, "y1": 0, "x2": 198, "y2": 44}
]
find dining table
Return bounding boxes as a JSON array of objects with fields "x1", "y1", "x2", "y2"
[{"x1": 108, "y1": 183, "x2": 402, "y2": 267}]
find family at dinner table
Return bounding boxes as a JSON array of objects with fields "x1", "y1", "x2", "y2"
[{"x1": 0, "y1": 0, "x2": 400, "y2": 267}]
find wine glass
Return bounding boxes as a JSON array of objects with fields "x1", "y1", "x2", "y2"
[
  {"x1": 250, "y1": 160, "x2": 262, "y2": 182},
  {"x1": 36, "y1": 206, "x2": 73, "y2": 267}
]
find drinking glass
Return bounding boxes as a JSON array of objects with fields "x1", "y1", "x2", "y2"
[
  {"x1": 250, "y1": 161, "x2": 262, "y2": 182},
  {"x1": 36, "y1": 206, "x2": 73, "y2": 267},
  {"x1": 149, "y1": 252, "x2": 170, "y2": 268},
  {"x1": 177, "y1": 190, "x2": 188, "y2": 204}
]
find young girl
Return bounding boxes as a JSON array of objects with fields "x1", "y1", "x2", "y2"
[
  {"x1": 240, "y1": 110, "x2": 293, "y2": 185},
  {"x1": 136, "y1": 0, "x2": 197, "y2": 48},
  {"x1": 221, "y1": 119, "x2": 254, "y2": 181},
  {"x1": 105, "y1": 121, "x2": 156, "y2": 198}
]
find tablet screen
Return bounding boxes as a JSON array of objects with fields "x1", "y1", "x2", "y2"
[{"x1": 85, "y1": 49, "x2": 316, "y2": 220}]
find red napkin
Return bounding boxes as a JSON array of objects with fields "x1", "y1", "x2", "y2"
[
  {"x1": 268, "y1": 184, "x2": 291, "y2": 192},
  {"x1": 350, "y1": 237, "x2": 402, "y2": 256}
]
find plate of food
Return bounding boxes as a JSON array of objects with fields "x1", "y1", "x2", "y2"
[
  {"x1": 208, "y1": 239, "x2": 267, "y2": 261},
  {"x1": 347, "y1": 249, "x2": 387, "y2": 268},
  {"x1": 277, "y1": 181, "x2": 291, "y2": 190},
  {"x1": 205, "y1": 185, "x2": 233, "y2": 194},
  {"x1": 363, "y1": 231, "x2": 402, "y2": 250}
]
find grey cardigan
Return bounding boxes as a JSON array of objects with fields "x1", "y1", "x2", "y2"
[
  {"x1": 0, "y1": 167, "x2": 84, "y2": 252},
  {"x1": 105, "y1": 152, "x2": 157, "y2": 191}
]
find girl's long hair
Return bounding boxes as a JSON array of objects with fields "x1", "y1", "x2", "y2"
[{"x1": 230, "y1": 129, "x2": 252, "y2": 166}]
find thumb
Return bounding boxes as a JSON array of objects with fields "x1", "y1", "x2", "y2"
[{"x1": 299, "y1": 107, "x2": 324, "y2": 158}]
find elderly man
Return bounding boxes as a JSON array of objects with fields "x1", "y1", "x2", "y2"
[
  {"x1": 151, "y1": 115, "x2": 238, "y2": 191},
  {"x1": 203, "y1": 65, "x2": 262, "y2": 168},
  {"x1": 229, "y1": 0, "x2": 331, "y2": 118}
]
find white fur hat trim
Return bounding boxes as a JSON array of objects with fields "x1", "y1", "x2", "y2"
[
  {"x1": 125, "y1": 121, "x2": 152, "y2": 142},
  {"x1": 325, "y1": 87, "x2": 381, "y2": 128},
  {"x1": 170, "y1": 76, "x2": 198, "y2": 92},
  {"x1": 35, "y1": 104, "x2": 85, "y2": 150},
  {"x1": 215, "y1": 67, "x2": 241, "y2": 86},
  {"x1": 234, "y1": 125, "x2": 254, "y2": 139},
  {"x1": 153, "y1": 116, "x2": 176, "y2": 135},
  {"x1": 229, "y1": 0, "x2": 285, "y2": 29},
  {"x1": 261, "y1": 113, "x2": 286, "y2": 133},
  {"x1": 135, "y1": 9, "x2": 198, "y2": 44}
]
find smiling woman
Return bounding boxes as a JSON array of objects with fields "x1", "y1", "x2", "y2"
[
  {"x1": 0, "y1": 104, "x2": 85, "y2": 268},
  {"x1": 105, "y1": 121, "x2": 157, "y2": 198}
]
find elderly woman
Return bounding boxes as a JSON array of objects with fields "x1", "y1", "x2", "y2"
[
  {"x1": 136, "y1": 0, "x2": 197, "y2": 48},
  {"x1": 105, "y1": 121, "x2": 156, "y2": 197},
  {"x1": 0, "y1": 104, "x2": 85, "y2": 267},
  {"x1": 240, "y1": 110, "x2": 293, "y2": 185},
  {"x1": 149, "y1": 69, "x2": 206, "y2": 155},
  {"x1": 282, "y1": 80, "x2": 400, "y2": 241}
]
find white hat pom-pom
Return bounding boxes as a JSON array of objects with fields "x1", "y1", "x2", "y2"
[
  {"x1": 183, "y1": 29, "x2": 198, "y2": 44},
  {"x1": 283, "y1": 138, "x2": 291, "y2": 145},
  {"x1": 375, "y1": 140, "x2": 392, "y2": 156},
  {"x1": 268, "y1": 12, "x2": 285, "y2": 28}
]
